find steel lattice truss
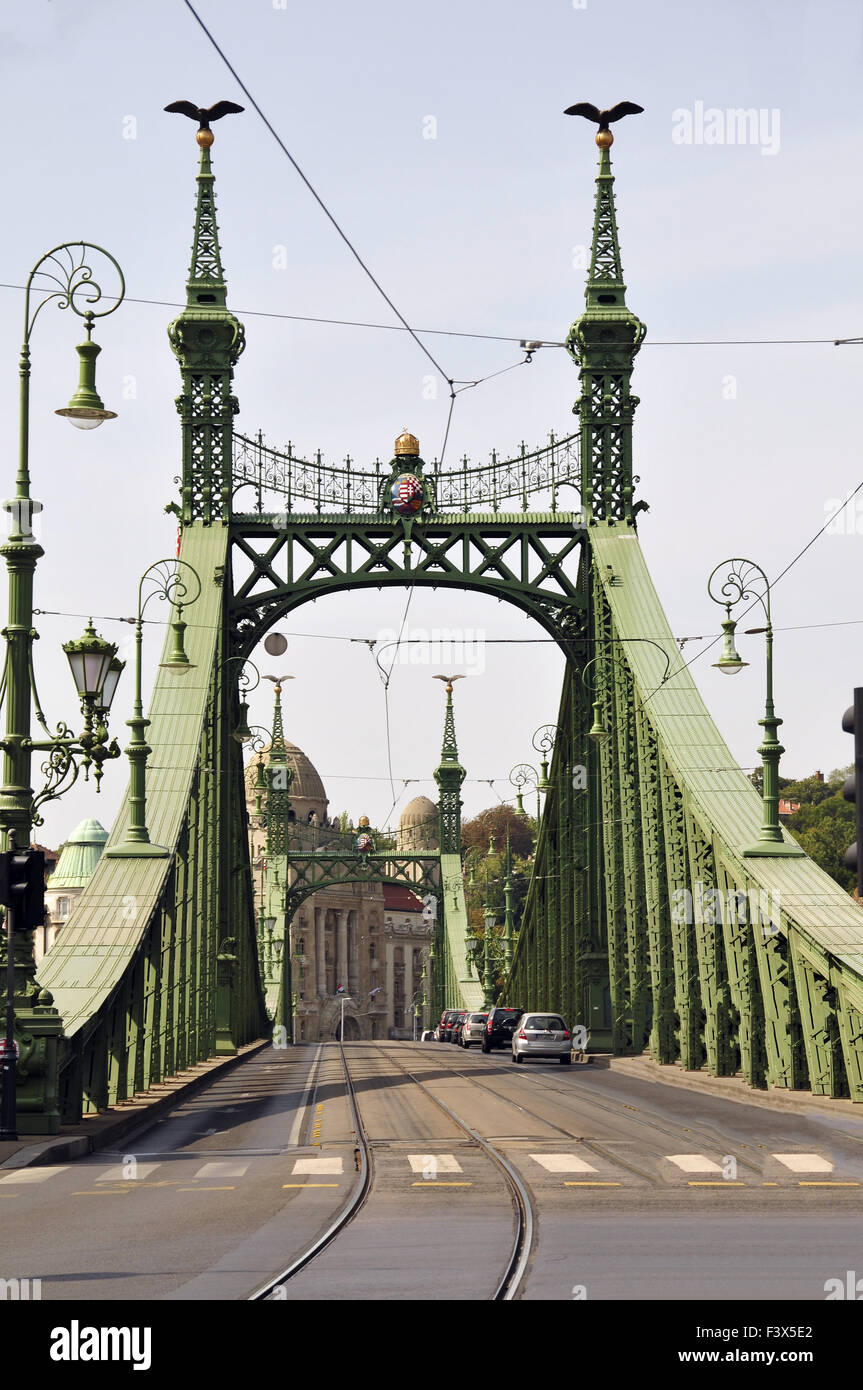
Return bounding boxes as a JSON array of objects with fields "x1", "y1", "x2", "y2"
[
  {"x1": 282, "y1": 853, "x2": 440, "y2": 922},
  {"x1": 229, "y1": 513, "x2": 588, "y2": 656}
]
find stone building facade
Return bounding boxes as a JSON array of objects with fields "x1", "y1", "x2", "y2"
[{"x1": 246, "y1": 739, "x2": 435, "y2": 1041}]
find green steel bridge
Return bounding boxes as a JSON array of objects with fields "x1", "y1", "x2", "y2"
[{"x1": 17, "y1": 115, "x2": 863, "y2": 1130}]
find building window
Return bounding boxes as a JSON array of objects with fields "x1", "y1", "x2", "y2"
[
  {"x1": 394, "y1": 1010, "x2": 403, "y2": 1029},
  {"x1": 57, "y1": 897, "x2": 70, "y2": 917},
  {"x1": 394, "y1": 946, "x2": 403, "y2": 965},
  {"x1": 297, "y1": 937, "x2": 305, "y2": 956},
  {"x1": 369, "y1": 942, "x2": 376, "y2": 960}
]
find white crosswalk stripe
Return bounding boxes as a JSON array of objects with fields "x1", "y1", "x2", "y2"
[
  {"x1": 292, "y1": 1156, "x2": 343, "y2": 1175},
  {"x1": 665, "y1": 1154, "x2": 723, "y2": 1173},
  {"x1": 771, "y1": 1153, "x2": 833, "y2": 1173},
  {"x1": 0, "y1": 1166, "x2": 68, "y2": 1184},
  {"x1": 407, "y1": 1154, "x2": 463, "y2": 1174},
  {"x1": 96, "y1": 1163, "x2": 162, "y2": 1183},
  {"x1": 193, "y1": 1161, "x2": 251, "y2": 1179},
  {"x1": 529, "y1": 1154, "x2": 598, "y2": 1174}
]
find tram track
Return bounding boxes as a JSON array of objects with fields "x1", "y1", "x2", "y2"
[
  {"x1": 249, "y1": 1041, "x2": 534, "y2": 1301},
  {"x1": 401, "y1": 1042, "x2": 766, "y2": 1184},
  {"x1": 371, "y1": 1043, "x2": 534, "y2": 1300},
  {"x1": 248, "y1": 1043, "x2": 371, "y2": 1300}
]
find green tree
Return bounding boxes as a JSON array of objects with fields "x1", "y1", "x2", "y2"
[
  {"x1": 780, "y1": 767, "x2": 856, "y2": 892},
  {"x1": 461, "y1": 805, "x2": 536, "y2": 859}
]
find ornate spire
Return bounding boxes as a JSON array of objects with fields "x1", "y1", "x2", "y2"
[
  {"x1": 167, "y1": 119, "x2": 246, "y2": 524},
  {"x1": 265, "y1": 682, "x2": 293, "y2": 855},
  {"x1": 269, "y1": 681, "x2": 287, "y2": 763},
  {"x1": 187, "y1": 141, "x2": 227, "y2": 309},
  {"x1": 433, "y1": 676, "x2": 466, "y2": 855},
  {"x1": 566, "y1": 114, "x2": 647, "y2": 526},
  {"x1": 586, "y1": 141, "x2": 625, "y2": 306}
]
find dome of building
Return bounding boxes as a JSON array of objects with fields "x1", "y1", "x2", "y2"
[
  {"x1": 48, "y1": 818, "x2": 108, "y2": 890},
  {"x1": 399, "y1": 795, "x2": 438, "y2": 828},
  {"x1": 244, "y1": 740, "x2": 327, "y2": 805},
  {"x1": 398, "y1": 795, "x2": 439, "y2": 853}
]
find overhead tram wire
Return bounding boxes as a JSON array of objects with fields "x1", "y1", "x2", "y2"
[
  {"x1": 0, "y1": 284, "x2": 852, "y2": 351},
  {"x1": 180, "y1": 0, "x2": 450, "y2": 385},
  {"x1": 177, "y1": 2, "x2": 543, "y2": 801},
  {"x1": 32, "y1": 608, "x2": 863, "y2": 643},
  {"x1": 632, "y1": 476, "x2": 863, "y2": 716}
]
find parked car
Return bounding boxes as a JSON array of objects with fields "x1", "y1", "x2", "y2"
[
  {"x1": 511, "y1": 1013, "x2": 572, "y2": 1065},
  {"x1": 450, "y1": 1010, "x2": 468, "y2": 1044},
  {"x1": 439, "y1": 1009, "x2": 460, "y2": 1042},
  {"x1": 421, "y1": 1029, "x2": 435, "y2": 1041},
  {"x1": 482, "y1": 1006, "x2": 525, "y2": 1052},
  {"x1": 460, "y1": 1012, "x2": 488, "y2": 1048}
]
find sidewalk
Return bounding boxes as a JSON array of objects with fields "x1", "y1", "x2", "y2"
[
  {"x1": 603, "y1": 1052, "x2": 863, "y2": 1120},
  {"x1": 0, "y1": 1038, "x2": 270, "y2": 1171}
]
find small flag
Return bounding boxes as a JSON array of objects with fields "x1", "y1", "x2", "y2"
[
  {"x1": 369, "y1": 987, "x2": 381, "y2": 996},
  {"x1": 336, "y1": 984, "x2": 345, "y2": 994}
]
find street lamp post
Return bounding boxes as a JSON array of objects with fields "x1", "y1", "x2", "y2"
[
  {"x1": 581, "y1": 641, "x2": 672, "y2": 744},
  {"x1": 0, "y1": 242, "x2": 125, "y2": 1137},
  {"x1": 708, "y1": 558, "x2": 804, "y2": 858},
  {"x1": 105, "y1": 560, "x2": 201, "y2": 858},
  {"x1": 242, "y1": 673, "x2": 296, "y2": 1044},
  {"x1": 509, "y1": 763, "x2": 540, "y2": 818},
  {"x1": 482, "y1": 899, "x2": 497, "y2": 1009}
]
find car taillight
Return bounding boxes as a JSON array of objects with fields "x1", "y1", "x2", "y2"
[
  {"x1": 486, "y1": 1020, "x2": 493, "y2": 1031},
  {"x1": 518, "y1": 1028, "x2": 526, "y2": 1039},
  {"x1": 563, "y1": 1030, "x2": 570, "y2": 1039}
]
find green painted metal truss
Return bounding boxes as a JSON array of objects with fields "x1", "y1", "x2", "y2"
[
  {"x1": 506, "y1": 530, "x2": 863, "y2": 1100},
  {"x1": 280, "y1": 853, "x2": 440, "y2": 923},
  {"x1": 229, "y1": 511, "x2": 588, "y2": 657},
  {"x1": 30, "y1": 119, "x2": 863, "y2": 1126}
]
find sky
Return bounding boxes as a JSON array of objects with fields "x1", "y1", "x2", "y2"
[{"x1": 1, "y1": 0, "x2": 862, "y2": 848}]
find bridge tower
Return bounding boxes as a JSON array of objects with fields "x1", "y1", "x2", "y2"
[{"x1": 568, "y1": 129, "x2": 646, "y2": 525}]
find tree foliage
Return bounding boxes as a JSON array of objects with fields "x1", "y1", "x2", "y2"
[
  {"x1": 462, "y1": 805, "x2": 535, "y2": 860},
  {"x1": 779, "y1": 767, "x2": 855, "y2": 892}
]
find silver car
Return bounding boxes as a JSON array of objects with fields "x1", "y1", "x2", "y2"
[
  {"x1": 460, "y1": 1012, "x2": 488, "y2": 1048},
  {"x1": 511, "y1": 1013, "x2": 572, "y2": 1065}
]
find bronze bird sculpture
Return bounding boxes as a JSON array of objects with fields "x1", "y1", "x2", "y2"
[
  {"x1": 164, "y1": 100, "x2": 244, "y2": 146},
  {"x1": 564, "y1": 101, "x2": 643, "y2": 147}
]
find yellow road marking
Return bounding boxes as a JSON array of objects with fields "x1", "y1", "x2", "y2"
[
  {"x1": 688, "y1": 1182, "x2": 745, "y2": 1187},
  {"x1": 564, "y1": 1181, "x2": 621, "y2": 1187},
  {"x1": 798, "y1": 1181, "x2": 860, "y2": 1187},
  {"x1": 762, "y1": 1182, "x2": 779, "y2": 1186},
  {"x1": 71, "y1": 1189, "x2": 133, "y2": 1195},
  {"x1": 177, "y1": 1185, "x2": 236, "y2": 1192},
  {"x1": 411, "y1": 1181, "x2": 472, "y2": 1187},
  {"x1": 282, "y1": 1183, "x2": 340, "y2": 1188}
]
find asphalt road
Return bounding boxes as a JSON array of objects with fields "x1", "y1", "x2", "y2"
[{"x1": 2, "y1": 1040, "x2": 862, "y2": 1301}]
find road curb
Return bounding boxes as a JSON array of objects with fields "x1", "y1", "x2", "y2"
[
  {"x1": 605, "y1": 1052, "x2": 863, "y2": 1118},
  {"x1": 0, "y1": 1037, "x2": 272, "y2": 1170}
]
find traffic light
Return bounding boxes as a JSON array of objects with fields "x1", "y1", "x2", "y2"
[
  {"x1": 0, "y1": 847, "x2": 45, "y2": 930},
  {"x1": 842, "y1": 687, "x2": 863, "y2": 898}
]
